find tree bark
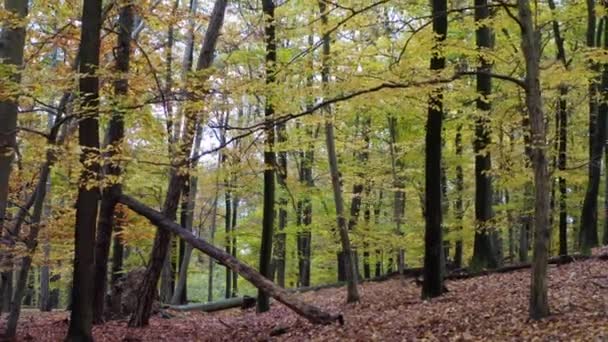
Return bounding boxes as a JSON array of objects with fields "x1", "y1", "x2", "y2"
[
  {"x1": 0, "y1": 0, "x2": 28, "y2": 314},
  {"x1": 66, "y1": 0, "x2": 103, "y2": 339},
  {"x1": 129, "y1": 0, "x2": 227, "y2": 327},
  {"x1": 118, "y1": 194, "x2": 342, "y2": 325},
  {"x1": 319, "y1": 0, "x2": 360, "y2": 304},
  {"x1": 548, "y1": 0, "x2": 570, "y2": 255},
  {"x1": 92, "y1": 3, "x2": 133, "y2": 323},
  {"x1": 274, "y1": 120, "x2": 288, "y2": 288},
  {"x1": 580, "y1": 0, "x2": 604, "y2": 254},
  {"x1": 471, "y1": 0, "x2": 499, "y2": 270},
  {"x1": 172, "y1": 123, "x2": 204, "y2": 305},
  {"x1": 258, "y1": 0, "x2": 277, "y2": 313},
  {"x1": 422, "y1": 0, "x2": 447, "y2": 299},
  {"x1": 454, "y1": 125, "x2": 464, "y2": 268},
  {"x1": 517, "y1": 0, "x2": 552, "y2": 320}
]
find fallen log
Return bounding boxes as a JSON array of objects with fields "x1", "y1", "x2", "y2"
[
  {"x1": 118, "y1": 194, "x2": 342, "y2": 325},
  {"x1": 446, "y1": 254, "x2": 594, "y2": 280},
  {"x1": 168, "y1": 296, "x2": 256, "y2": 312}
]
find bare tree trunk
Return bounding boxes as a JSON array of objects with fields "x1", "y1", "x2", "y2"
[
  {"x1": 66, "y1": 0, "x2": 103, "y2": 338},
  {"x1": 274, "y1": 120, "x2": 288, "y2": 288},
  {"x1": 207, "y1": 170, "x2": 220, "y2": 302},
  {"x1": 0, "y1": 0, "x2": 28, "y2": 314},
  {"x1": 454, "y1": 125, "x2": 464, "y2": 268},
  {"x1": 172, "y1": 124, "x2": 204, "y2": 305},
  {"x1": 580, "y1": 0, "x2": 604, "y2": 253},
  {"x1": 109, "y1": 206, "x2": 126, "y2": 315},
  {"x1": 158, "y1": 0, "x2": 180, "y2": 305},
  {"x1": 118, "y1": 194, "x2": 342, "y2": 325},
  {"x1": 471, "y1": 0, "x2": 499, "y2": 270},
  {"x1": 517, "y1": 0, "x2": 552, "y2": 320},
  {"x1": 129, "y1": 0, "x2": 227, "y2": 327},
  {"x1": 319, "y1": 0, "x2": 359, "y2": 304},
  {"x1": 422, "y1": 0, "x2": 447, "y2": 299},
  {"x1": 92, "y1": 3, "x2": 133, "y2": 323}
]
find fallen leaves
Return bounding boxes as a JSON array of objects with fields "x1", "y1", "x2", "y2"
[{"x1": 2, "y1": 257, "x2": 607, "y2": 341}]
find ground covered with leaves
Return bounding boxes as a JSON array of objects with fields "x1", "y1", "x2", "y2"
[{"x1": 3, "y1": 258, "x2": 608, "y2": 341}]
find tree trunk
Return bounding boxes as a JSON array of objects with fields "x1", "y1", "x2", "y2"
[
  {"x1": 422, "y1": 0, "x2": 447, "y2": 299},
  {"x1": 231, "y1": 196, "x2": 239, "y2": 295},
  {"x1": 0, "y1": 0, "x2": 28, "y2": 314},
  {"x1": 5, "y1": 153, "x2": 54, "y2": 338},
  {"x1": 580, "y1": 0, "x2": 604, "y2": 254},
  {"x1": 92, "y1": 3, "x2": 133, "y2": 323},
  {"x1": 517, "y1": 0, "x2": 552, "y2": 320},
  {"x1": 66, "y1": 0, "x2": 103, "y2": 339},
  {"x1": 471, "y1": 0, "x2": 499, "y2": 270},
  {"x1": 208, "y1": 183, "x2": 219, "y2": 302},
  {"x1": 296, "y1": 40, "x2": 315, "y2": 288},
  {"x1": 319, "y1": 0, "x2": 359, "y2": 304},
  {"x1": 274, "y1": 120, "x2": 288, "y2": 288},
  {"x1": 548, "y1": 0, "x2": 570, "y2": 255},
  {"x1": 454, "y1": 125, "x2": 464, "y2": 268},
  {"x1": 258, "y1": 0, "x2": 277, "y2": 313},
  {"x1": 109, "y1": 206, "x2": 126, "y2": 315},
  {"x1": 118, "y1": 194, "x2": 342, "y2": 325},
  {"x1": 388, "y1": 116, "x2": 406, "y2": 275},
  {"x1": 129, "y1": 0, "x2": 227, "y2": 327},
  {"x1": 223, "y1": 153, "x2": 232, "y2": 298},
  {"x1": 173, "y1": 125, "x2": 203, "y2": 305}
]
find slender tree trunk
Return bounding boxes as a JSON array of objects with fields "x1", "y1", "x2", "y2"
[
  {"x1": 158, "y1": 0, "x2": 180, "y2": 305},
  {"x1": 224, "y1": 172, "x2": 232, "y2": 298},
  {"x1": 319, "y1": 0, "x2": 359, "y2": 304},
  {"x1": 548, "y1": 0, "x2": 570, "y2": 255},
  {"x1": 92, "y1": 3, "x2": 133, "y2": 323},
  {"x1": 129, "y1": 0, "x2": 227, "y2": 327},
  {"x1": 5, "y1": 152, "x2": 54, "y2": 337},
  {"x1": 274, "y1": 121, "x2": 288, "y2": 288},
  {"x1": 109, "y1": 206, "x2": 126, "y2": 315},
  {"x1": 422, "y1": 0, "x2": 447, "y2": 299},
  {"x1": 258, "y1": 0, "x2": 277, "y2": 313},
  {"x1": 388, "y1": 116, "x2": 406, "y2": 274},
  {"x1": 39, "y1": 174, "x2": 52, "y2": 312},
  {"x1": 471, "y1": 0, "x2": 499, "y2": 270},
  {"x1": 173, "y1": 124, "x2": 203, "y2": 305},
  {"x1": 231, "y1": 196, "x2": 239, "y2": 295},
  {"x1": 454, "y1": 126, "x2": 464, "y2": 268},
  {"x1": 66, "y1": 0, "x2": 103, "y2": 339},
  {"x1": 296, "y1": 61, "x2": 315, "y2": 287},
  {"x1": 207, "y1": 168, "x2": 220, "y2": 302},
  {"x1": 580, "y1": 0, "x2": 605, "y2": 254},
  {"x1": 517, "y1": 0, "x2": 552, "y2": 320},
  {"x1": 0, "y1": 0, "x2": 28, "y2": 314}
]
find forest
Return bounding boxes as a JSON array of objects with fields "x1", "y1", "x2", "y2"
[{"x1": 1, "y1": 0, "x2": 608, "y2": 340}]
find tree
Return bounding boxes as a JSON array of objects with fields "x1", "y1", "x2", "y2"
[
  {"x1": 129, "y1": 0, "x2": 228, "y2": 327},
  {"x1": 258, "y1": 0, "x2": 277, "y2": 313},
  {"x1": 579, "y1": 0, "x2": 605, "y2": 253},
  {"x1": 422, "y1": 0, "x2": 447, "y2": 299},
  {"x1": 471, "y1": 0, "x2": 500, "y2": 270},
  {"x1": 517, "y1": 0, "x2": 552, "y2": 320},
  {"x1": 92, "y1": 2, "x2": 134, "y2": 323},
  {"x1": 66, "y1": 0, "x2": 103, "y2": 338},
  {"x1": 319, "y1": 0, "x2": 360, "y2": 304},
  {"x1": 0, "y1": 0, "x2": 28, "y2": 313}
]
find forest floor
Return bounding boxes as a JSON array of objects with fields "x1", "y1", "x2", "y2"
[{"x1": 3, "y1": 255, "x2": 608, "y2": 341}]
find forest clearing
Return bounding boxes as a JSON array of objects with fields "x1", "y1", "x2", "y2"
[{"x1": 3, "y1": 0, "x2": 608, "y2": 340}]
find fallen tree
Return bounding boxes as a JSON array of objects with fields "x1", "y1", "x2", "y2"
[
  {"x1": 168, "y1": 296, "x2": 256, "y2": 312},
  {"x1": 118, "y1": 194, "x2": 342, "y2": 325}
]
